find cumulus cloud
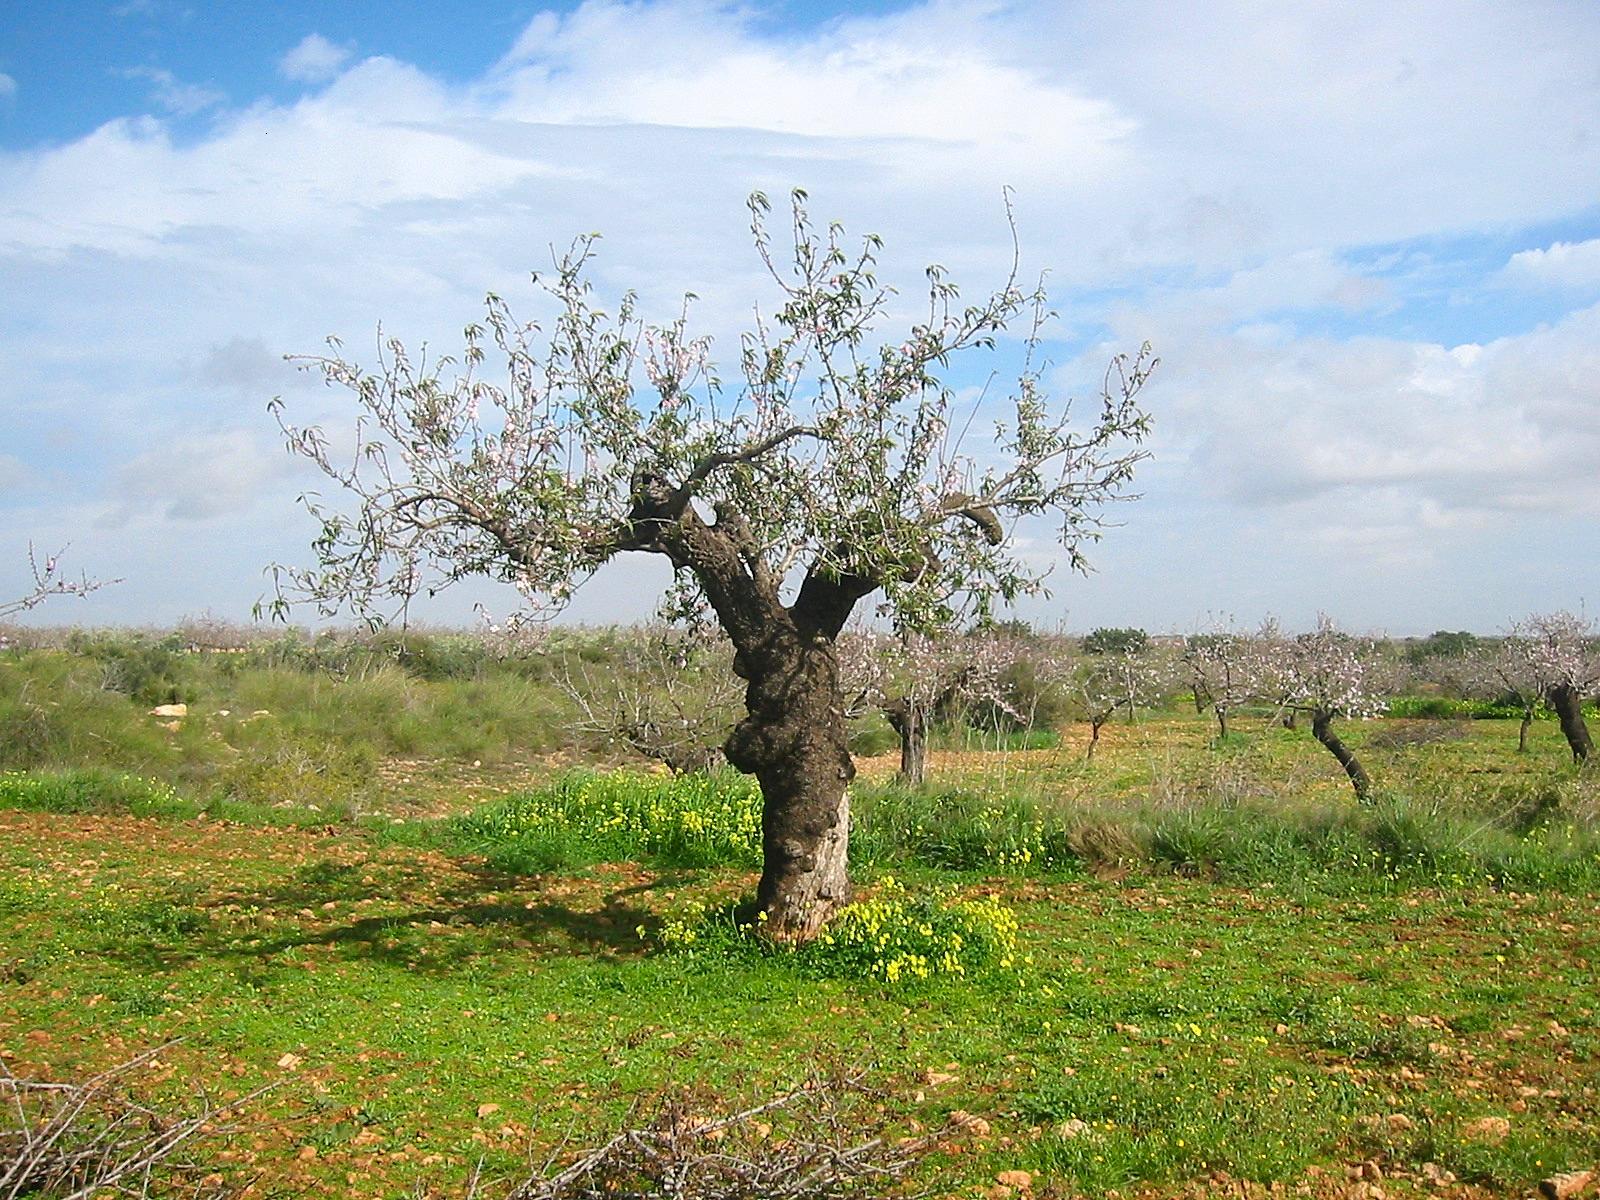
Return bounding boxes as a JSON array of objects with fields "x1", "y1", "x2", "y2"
[
  {"x1": 279, "y1": 33, "x2": 353, "y2": 84},
  {"x1": 197, "y1": 336, "x2": 299, "y2": 393},
  {"x1": 106, "y1": 430, "x2": 295, "y2": 524},
  {"x1": 0, "y1": 453, "x2": 32, "y2": 493},
  {"x1": 1500, "y1": 237, "x2": 1600, "y2": 291},
  {"x1": 1104, "y1": 295, "x2": 1600, "y2": 530}
]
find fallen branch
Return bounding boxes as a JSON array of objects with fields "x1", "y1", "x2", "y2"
[
  {"x1": 0, "y1": 1042, "x2": 267, "y2": 1200},
  {"x1": 492, "y1": 1071, "x2": 949, "y2": 1200}
]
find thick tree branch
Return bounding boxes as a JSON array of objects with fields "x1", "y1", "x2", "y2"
[{"x1": 669, "y1": 425, "x2": 823, "y2": 509}]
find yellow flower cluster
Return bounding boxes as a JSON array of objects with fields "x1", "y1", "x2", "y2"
[{"x1": 811, "y1": 876, "x2": 1021, "y2": 984}]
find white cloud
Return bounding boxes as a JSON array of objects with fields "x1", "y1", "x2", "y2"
[
  {"x1": 0, "y1": 73, "x2": 16, "y2": 101},
  {"x1": 1501, "y1": 237, "x2": 1600, "y2": 291},
  {"x1": 120, "y1": 66, "x2": 226, "y2": 116},
  {"x1": 279, "y1": 34, "x2": 353, "y2": 84},
  {"x1": 0, "y1": 453, "x2": 32, "y2": 493},
  {"x1": 489, "y1": 2, "x2": 1135, "y2": 182},
  {"x1": 197, "y1": 336, "x2": 299, "y2": 393},
  {"x1": 1100, "y1": 295, "x2": 1600, "y2": 533}
]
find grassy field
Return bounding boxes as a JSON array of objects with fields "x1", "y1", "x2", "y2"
[{"x1": 1, "y1": 632, "x2": 1598, "y2": 1197}]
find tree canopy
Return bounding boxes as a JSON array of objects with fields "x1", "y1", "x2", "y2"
[{"x1": 270, "y1": 191, "x2": 1154, "y2": 639}]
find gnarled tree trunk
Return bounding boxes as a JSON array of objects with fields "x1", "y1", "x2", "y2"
[
  {"x1": 724, "y1": 632, "x2": 855, "y2": 941},
  {"x1": 884, "y1": 697, "x2": 928, "y2": 786},
  {"x1": 1215, "y1": 706, "x2": 1230, "y2": 740},
  {"x1": 1311, "y1": 710, "x2": 1372, "y2": 803},
  {"x1": 1517, "y1": 705, "x2": 1533, "y2": 753},
  {"x1": 1548, "y1": 684, "x2": 1593, "y2": 763}
]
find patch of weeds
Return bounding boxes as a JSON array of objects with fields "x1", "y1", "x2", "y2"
[
  {"x1": 645, "y1": 878, "x2": 1023, "y2": 987},
  {"x1": 1300, "y1": 998, "x2": 1435, "y2": 1066},
  {"x1": 76, "y1": 892, "x2": 208, "y2": 952},
  {"x1": 851, "y1": 783, "x2": 1081, "y2": 872},
  {"x1": 456, "y1": 770, "x2": 762, "y2": 872},
  {"x1": 220, "y1": 735, "x2": 378, "y2": 812},
  {"x1": 0, "y1": 769, "x2": 195, "y2": 817},
  {"x1": 1147, "y1": 811, "x2": 1234, "y2": 875}
]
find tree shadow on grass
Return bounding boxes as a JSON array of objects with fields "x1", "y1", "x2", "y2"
[{"x1": 200, "y1": 859, "x2": 697, "y2": 974}]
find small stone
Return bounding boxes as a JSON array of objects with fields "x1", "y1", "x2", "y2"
[
  {"x1": 476, "y1": 1103, "x2": 500, "y2": 1119},
  {"x1": 949, "y1": 1111, "x2": 991, "y2": 1137},
  {"x1": 1057, "y1": 1118, "x2": 1091, "y2": 1139},
  {"x1": 996, "y1": 1170, "x2": 1034, "y2": 1192},
  {"x1": 1420, "y1": 1162, "x2": 1456, "y2": 1187},
  {"x1": 1385, "y1": 1113, "x2": 1413, "y2": 1132},
  {"x1": 1540, "y1": 1170, "x2": 1594, "y2": 1200},
  {"x1": 276, "y1": 1053, "x2": 302, "y2": 1070},
  {"x1": 149, "y1": 703, "x2": 188, "y2": 717},
  {"x1": 1461, "y1": 1115, "x2": 1510, "y2": 1142}
]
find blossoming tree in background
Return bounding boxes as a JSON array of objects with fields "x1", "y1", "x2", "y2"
[
  {"x1": 1509, "y1": 611, "x2": 1599, "y2": 763},
  {"x1": 1257, "y1": 615, "x2": 1387, "y2": 803},
  {"x1": 1182, "y1": 619, "x2": 1260, "y2": 741},
  {"x1": 1067, "y1": 641, "x2": 1171, "y2": 760},
  {"x1": 270, "y1": 191, "x2": 1155, "y2": 939},
  {"x1": 558, "y1": 625, "x2": 742, "y2": 775},
  {"x1": 837, "y1": 627, "x2": 1027, "y2": 785},
  {"x1": 1472, "y1": 637, "x2": 1549, "y2": 753}
]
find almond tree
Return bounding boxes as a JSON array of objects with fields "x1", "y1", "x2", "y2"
[
  {"x1": 270, "y1": 191, "x2": 1155, "y2": 939},
  {"x1": 1182, "y1": 621, "x2": 1259, "y2": 741},
  {"x1": 1258, "y1": 615, "x2": 1386, "y2": 803},
  {"x1": 1472, "y1": 640, "x2": 1546, "y2": 753},
  {"x1": 837, "y1": 627, "x2": 1025, "y2": 784},
  {"x1": 558, "y1": 625, "x2": 741, "y2": 775},
  {"x1": 1510, "y1": 611, "x2": 1599, "y2": 763},
  {"x1": 1069, "y1": 644, "x2": 1170, "y2": 759}
]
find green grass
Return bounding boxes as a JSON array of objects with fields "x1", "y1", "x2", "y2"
[
  {"x1": 10, "y1": 757, "x2": 1600, "y2": 892},
  {"x1": 2, "y1": 802, "x2": 1596, "y2": 1198}
]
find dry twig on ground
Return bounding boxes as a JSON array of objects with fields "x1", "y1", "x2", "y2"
[
  {"x1": 489, "y1": 1071, "x2": 945, "y2": 1200},
  {"x1": 0, "y1": 1043, "x2": 264, "y2": 1200}
]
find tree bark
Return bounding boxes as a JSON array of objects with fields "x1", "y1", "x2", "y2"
[
  {"x1": 724, "y1": 631, "x2": 855, "y2": 941},
  {"x1": 1518, "y1": 707, "x2": 1533, "y2": 753},
  {"x1": 884, "y1": 698, "x2": 928, "y2": 786},
  {"x1": 1311, "y1": 710, "x2": 1372, "y2": 803},
  {"x1": 1548, "y1": 684, "x2": 1593, "y2": 763},
  {"x1": 1215, "y1": 706, "x2": 1230, "y2": 741}
]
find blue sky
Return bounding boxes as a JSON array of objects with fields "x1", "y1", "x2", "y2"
[{"x1": 2, "y1": 0, "x2": 1598, "y2": 635}]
